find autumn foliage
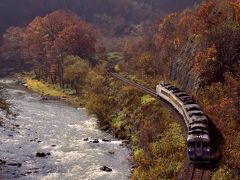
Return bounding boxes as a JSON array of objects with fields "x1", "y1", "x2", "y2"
[
  {"x1": 0, "y1": 10, "x2": 100, "y2": 91},
  {"x1": 0, "y1": 0, "x2": 239, "y2": 178},
  {"x1": 122, "y1": 0, "x2": 240, "y2": 176}
]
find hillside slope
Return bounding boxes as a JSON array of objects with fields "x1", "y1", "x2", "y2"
[
  {"x1": 0, "y1": 0, "x2": 201, "y2": 35},
  {"x1": 122, "y1": 0, "x2": 240, "y2": 178}
]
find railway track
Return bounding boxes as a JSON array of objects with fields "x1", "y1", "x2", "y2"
[
  {"x1": 189, "y1": 165, "x2": 211, "y2": 180},
  {"x1": 110, "y1": 72, "x2": 158, "y2": 98},
  {"x1": 110, "y1": 70, "x2": 212, "y2": 180}
]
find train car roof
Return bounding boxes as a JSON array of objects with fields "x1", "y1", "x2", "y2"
[
  {"x1": 184, "y1": 104, "x2": 201, "y2": 109},
  {"x1": 188, "y1": 129, "x2": 209, "y2": 135},
  {"x1": 187, "y1": 134, "x2": 210, "y2": 142},
  {"x1": 167, "y1": 87, "x2": 178, "y2": 91},
  {"x1": 183, "y1": 99, "x2": 195, "y2": 104},
  {"x1": 190, "y1": 123, "x2": 207, "y2": 128},
  {"x1": 189, "y1": 119, "x2": 208, "y2": 125},
  {"x1": 177, "y1": 92, "x2": 188, "y2": 98},
  {"x1": 189, "y1": 125, "x2": 208, "y2": 132},
  {"x1": 177, "y1": 94, "x2": 189, "y2": 98},
  {"x1": 172, "y1": 90, "x2": 182, "y2": 93},
  {"x1": 189, "y1": 125, "x2": 208, "y2": 131},
  {"x1": 189, "y1": 115, "x2": 208, "y2": 123},
  {"x1": 186, "y1": 107, "x2": 202, "y2": 112},
  {"x1": 181, "y1": 96, "x2": 193, "y2": 100},
  {"x1": 188, "y1": 110, "x2": 204, "y2": 115},
  {"x1": 174, "y1": 92, "x2": 188, "y2": 96},
  {"x1": 159, "y1": 82, "x2": 170, "y2": 86}
]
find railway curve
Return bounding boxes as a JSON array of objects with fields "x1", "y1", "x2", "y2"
[{"x1": 109, "y1": 70, "x2": 212, "y2": 180}]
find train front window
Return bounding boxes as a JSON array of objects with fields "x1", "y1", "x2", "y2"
[
  {"x1": 203, "y1": 142, "x2": 210, "y2": 147},
  {"x1": 188, "y1": 142, "x2": 195, "y2": 147},
  {"x1": 196, "y1": 142, "x2": 202, "y2": 148}
]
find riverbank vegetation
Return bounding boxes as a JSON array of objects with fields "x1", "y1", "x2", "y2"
[
  {"x1": 26, "y1": 78, "x2": 84, "y2": 106},
  {"x1": 0, "y1": 0, "x2": 240, "y2": 178}
]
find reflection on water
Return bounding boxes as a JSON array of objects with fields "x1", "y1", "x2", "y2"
[{"x1": 0, "y1": 79, "x2": 131, "y2": 180}]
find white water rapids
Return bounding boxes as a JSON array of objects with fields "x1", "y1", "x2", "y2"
[{"x1": 0, "y1": 79, "x2": 131, "y2": 180}]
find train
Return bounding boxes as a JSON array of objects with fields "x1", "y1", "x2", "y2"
[{"x1": 156, "y1": 82, "x2": 211, "y2": 163}]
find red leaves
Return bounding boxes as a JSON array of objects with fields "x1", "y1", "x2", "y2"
[{"x1": 53, "y1": 23, "x2": 97, "y2": 59}]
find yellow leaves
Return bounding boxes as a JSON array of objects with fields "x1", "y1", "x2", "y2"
[
  {"x1": 140, "y1": 95, "x2": 156, "y2": 106},
  {"x1": 194, "y1": 51, "x2": 205, "y2": 72},
  {"x1": 63, "y1": 55, "x2": 90, "y2": 82},
  {"x1": 26, "y1": 79, "x2": 65, "y2": 97},
  {"x1": 85, "y1": 70, "x2": 104, "y2": 92},
  {"x1": 194, "y1": 46, "x2": 217, "y2": 73},
  {"x1": 174, "y1": 36, "x2": 181, "y2": 48},
  {"x1": 138, "y1": 51, "x2": 152, "y2": 69}
]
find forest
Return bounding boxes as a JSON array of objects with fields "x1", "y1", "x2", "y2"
[
  {"x1": 0, "y1": 0, "x2": 200, "y2": 35},
  {"x1": 0, "y1": 0, "x2": 239, "y2": 179}
]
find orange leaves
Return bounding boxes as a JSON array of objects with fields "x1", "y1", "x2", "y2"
[
  {"x1": 54, "y1": 23, "x2": 97, "y2": 59},
  {"x1": 173, "y1": 36, "x2": 181, "y2": 48},
  {"x1": 230, "y1": 0, "x2": 240, "y2": 22},
  {"x1": 18, "y1": 10, "x2": 100, "y2": 83},
  {"x1": 207, "y1": 46, "x2": 217, "y2": 58},
  {"x1": 194, "y1": 46, "x2": 217, "y2": 74},
  {"x1": 191, "y1": 0, "x2": 235, "y2": 34},
  {"x1": 23, "y1": 10, "x2": 98, "y2": 64},
  {"x1": 194, "y1": 51, "x2": 205, "y2": 72},
  {"x1": 206, "y1": 46, "x2": 217, "y2": 64}
]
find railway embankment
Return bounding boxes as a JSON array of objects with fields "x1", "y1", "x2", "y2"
[{"x1": 86, "y1": 74, "x2": 187, "y2": 179}]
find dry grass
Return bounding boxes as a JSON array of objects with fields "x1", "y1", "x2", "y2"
[{"x1": 26, "y1": 78, "x2": 83, "y2": 106}]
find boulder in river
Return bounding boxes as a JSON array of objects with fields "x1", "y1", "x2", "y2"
[
  {"x1": 102, "y1": 138, "x2": 111, "y2": 142},
  {"x1": 121, "y1": 140, "x2": 129, "y2": 144},
  {"x1": 92, "y1": 139, "x2": 99, "y2": 143},
  {"x1": 108, "y1": 151, "x2": 115, "y2": 155},
  {"x1": 100, "y1": 166, "x2": 112, "y2": 172},
  {"x1": 83, "y1": 138, "x2": 89, "y2": 141},
  {"x1": 0, "y1": 159, "x2": 6, "y2": 165},
  {"x1": 100, "y1": 125, "x2": 109, "y2": 131},
  {"x1": 36, "y1": 152, "x2": 51, "y2": 157},
  {"x1": 83, "y1": 137, "x2": 99, "y2": 143},
  {"x1": 7, "y1": 163, "x2": 22, "y2": 167},
  {"x1": 41, "y1": 96, "x2": 49, "y2": 101}
]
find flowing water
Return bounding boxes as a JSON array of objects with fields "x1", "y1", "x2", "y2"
[{"x1": 0, "y1": 79, "x2": 131, "y2": 180}]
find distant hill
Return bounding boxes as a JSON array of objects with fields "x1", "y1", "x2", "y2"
[{"x1": 0, "y1": 0, "x2": 201, "y2": 35}]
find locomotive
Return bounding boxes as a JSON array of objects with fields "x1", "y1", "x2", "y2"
[{"x1": 156, "y1": 82, "x2": 210, "y2": 163}]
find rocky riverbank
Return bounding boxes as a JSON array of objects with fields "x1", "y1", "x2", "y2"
[{"x1": 0, "y1": 78, "x2": 132, "y2": 179}]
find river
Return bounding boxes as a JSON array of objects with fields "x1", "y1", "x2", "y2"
[{"x1": 0, "y1": 79, "x2": 131, "y2": 180}]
